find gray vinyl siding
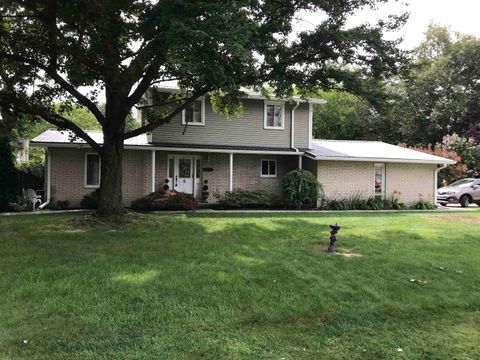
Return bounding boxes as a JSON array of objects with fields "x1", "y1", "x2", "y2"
[
  {"x1": 293, "y1": 103, "x2": 309, "y2": 149},
  {"x1": 151, "y1": 98, "x2": 310, "y2": 149}
]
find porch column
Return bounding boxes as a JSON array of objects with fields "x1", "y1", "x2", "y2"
[
  {"x1": 229, "y1": 153, "x2": 234, "y2": 191},
  {"x1": 298, "y1": 155, "x2": 303, "y2": 169},
  {"x1": 151, "y1": 150, "x2": 156, "y2": 193}
]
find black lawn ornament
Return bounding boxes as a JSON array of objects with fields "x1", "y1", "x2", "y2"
[
  {"x1": 163, "y1": 178, "x2": 170, "y2": 191},
  {"x1": 328, "y1": 223, "x2": 341, "y2": 253}
]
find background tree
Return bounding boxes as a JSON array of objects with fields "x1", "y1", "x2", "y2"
[
  {"x1": 312, "y1": 89, "x2": 401, "y2": 142},
  {"x1": 0, "y1": 0, "x2": 406, "y2": 215},
  {"x1": 0, "y1": 136, "x2": 17, "y2": 210},
  {"x1": 389, "y1": 24, "x2": 480, "y2": 145},
  {"x1": 443, "y1": 134, "x2": 480, "y2": 178}
]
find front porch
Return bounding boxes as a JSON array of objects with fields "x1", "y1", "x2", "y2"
[{"x1": 149, "y1": 149, "x2": 302, "y2": 203}]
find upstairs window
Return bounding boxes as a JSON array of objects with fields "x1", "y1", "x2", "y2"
[
  {"x1": 264, "y1": 101, "x2": 284, "y2": 130},
  {"x1": 182, "y1": 98, "x2": 205, "y2": 126},
  {"x1": 85, "y1": 153, "x2": 101, "y2": 188},
  {"x1": 261, "y1": 159, "x2": 277, "y2": 177}
]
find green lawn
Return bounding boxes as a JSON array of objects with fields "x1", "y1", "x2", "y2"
[{"x1": 1, "y1": 211, "x2": 479, "y2": 359}]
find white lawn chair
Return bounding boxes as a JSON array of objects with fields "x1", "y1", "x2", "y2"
[{"x1": 23, "y1": 188, "x2": 42, "y2": 211}]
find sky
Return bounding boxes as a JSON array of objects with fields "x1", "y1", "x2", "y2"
[{"x1": 295, "y1": 0, "x2": 480, "y2": 50}]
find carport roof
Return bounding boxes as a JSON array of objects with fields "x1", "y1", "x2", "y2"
[{"x1": 306, "y1": 139, "x2": 456, "y2": 165}]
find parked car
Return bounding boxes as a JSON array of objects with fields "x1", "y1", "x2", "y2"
[{"x1": 437, "y1": 178, "x2": 480, "y2": 207}]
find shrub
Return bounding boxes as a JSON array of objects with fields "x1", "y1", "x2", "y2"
[
  {"x1": 320, "y1": 194, "x2": 406, "y2": 211},
  {"x1": 131, "y1": 190, "x2": 197, "y2": 211},
  {"x1": 409, "y1": 199, "x2": 436, "y2": 210},
  {"x1": 214, "y1": 189, "x2": 279, "y2": 209},
  {"x1": 0, "y1": 136, "x2": 17, "y2": 211},
  {"x1": 16, "y1": 147, "x2": 45, "y2": 178},
  {"x1": 282, "y1": 169, "x2": 321, "y2": 208},
  {"x1": 47, "y1": 198, "x2": 70, "y2": 210},
  {"x1": 80, "y1": 189, "x2": 99, "y2": 209}
]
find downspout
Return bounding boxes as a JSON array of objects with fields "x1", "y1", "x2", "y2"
[
  {"x1": 39, "y1": 151, "x2": 51, "y2": 209},
  {"x1": 434, "y1": 163, "x2": 448, "y2": 206}
]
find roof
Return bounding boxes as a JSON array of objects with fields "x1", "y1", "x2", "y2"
[
  {"x1": 31, "y1": 129, "x2": 149, "y2": 146},
  {"x1": 31, "y1": 129, "x2": 301, "y2": 155},
  {"x1": 306, "y1": 139, "x2": 456, "y2": 165},
  {"x1": 156, "y1": 86, "x2": 326, "y2": 105}
]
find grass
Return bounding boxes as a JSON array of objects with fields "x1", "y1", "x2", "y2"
[{"x1": 0, "y1": 211, "x2": 479, "y2": 359}]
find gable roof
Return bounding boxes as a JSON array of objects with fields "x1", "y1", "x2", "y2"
[
  {"x1": 306, "y1": 139, "x2": 456, "y2": 165},
  {"x1": 31, "y1": 129, "x2": 150, "y2": 146}
]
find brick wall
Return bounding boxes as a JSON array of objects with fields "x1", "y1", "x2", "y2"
[
  {"x1": 48, "y1": 148, "x2": 300, "y2": 207},
  {"x1": 316, "y1": 160, "x2": 436, "y2": 204},
  {"x1": 48, "y1": 147, "x2": 151, "y2": 207},
  {"x1": 317, "y1": 161, "x2": 373, "y2": 199},
  {"x1": 385, "y1": 163, "x2": 436, "y2": 203},
  {"x1": 49, "y1": 147, "x2": 435, "y2": 208},
  {"x1": 233, "y1": 154, "x2": 298, "y2": 194}
]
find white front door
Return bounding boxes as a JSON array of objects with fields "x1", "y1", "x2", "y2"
[
  {"x1": 167, "y1": 155, "x2": 201, "y2": 196},
  {"x1": 174, "y1": 156, "x2": 194, "y2": 193}
]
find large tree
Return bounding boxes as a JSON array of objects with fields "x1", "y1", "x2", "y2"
[
  {"x1": 392, "y1": 24, "x2": 480, "y2": 145},
  {"x1": 0, "y1": 0, "x2": 405, "y2": 215}
]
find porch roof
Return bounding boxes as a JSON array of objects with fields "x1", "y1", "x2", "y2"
[
  {"x1": 305, "y1": 139, "x2": 456, "y2": 165},
  {"x1": 31, "y1": 129, "x2": 302, "y2": 155}
]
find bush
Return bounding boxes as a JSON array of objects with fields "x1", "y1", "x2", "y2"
[
  {"x1": 0, "y1": 136, "x2": 17, "y2": 211},
  {"x1": 16, "y1": 147, "x2": 45, "y2": 178},
  {"x1": 80, "y1": 189, "x2": 99, "y2": 209},
  {"x1": 131, "y1": 190, "x2": 197, "y2": 211},
  {"x1": 213, "y1": 189, "x2": 279, "y2": 209},
  {"x1": 47, "y1": 198, "x2": 70, "y2": 210},
  {"x1": 409, "y1": 199, "x2": 436, "y2": 210},
  {"x1": 282, "y1": 169, "x2": 321, "y2": 209},
  {"x1": 320, "y1": 194, "x2": 406, "y2": 211}
]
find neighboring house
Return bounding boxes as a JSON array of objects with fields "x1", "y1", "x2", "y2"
[{"x1": 31, "y1": 90, "x2": 455, "y2": 208}]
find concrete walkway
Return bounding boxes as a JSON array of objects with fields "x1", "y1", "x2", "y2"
[
  {"x1": 1, "y1": 205, "x2": 477, "y2": 217},
  {"x1": 0, "y1": 209, "x2": 89, "y2": 217}
]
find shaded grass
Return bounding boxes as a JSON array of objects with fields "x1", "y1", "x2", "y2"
[{"x1": 0, "y1": 211, "x2": 479, "y2": 359}]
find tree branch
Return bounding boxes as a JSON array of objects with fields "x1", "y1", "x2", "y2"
[
  {"x1": 0, "y1": 52, "x2": 106, "y2": 126},
  {"x1": 0, "y1": 93, "x2": 101, "y2": 152},
  {"x1": 125, "y1": 55, "x2": 163, "y2": 108},
  {"x1": 122, "y1": 87, "x2": 212, "y2": 140}
]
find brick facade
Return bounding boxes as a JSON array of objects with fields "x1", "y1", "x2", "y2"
[
  {"x1": 49, "y1": 147, "x2": 151, "y2": 207},
  {"x1": 48, "y1": 147, "x2": 436, "y2": 207},
  {"x1": 309, "y1": 159, "x2": 436, "y2": 204},
  {"x1": 47, "y1": 148, "x2": 299, "y2": 207}
]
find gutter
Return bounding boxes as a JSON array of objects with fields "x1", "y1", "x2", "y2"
[
  {"x1": 38, "y1": 152, "x2": 51, "y2": 209},
  {"x1": 305, "y1": 153, "x2": 456, "y2": 165},
  {"x1": 434, "y1": 163, "x2": 448, "y2": 205},
  {"x1": 31, "y1": 142, "x2": 303, "y2": 156}
]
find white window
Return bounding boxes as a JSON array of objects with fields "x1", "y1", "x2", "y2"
[
  {"x1": 374, "y1": 163, "x2": 385, "y2": 197},
  {"x1": 264, "y1": 101, "x2": 284, "y2": 130},
  {"x1": 261, "y1": 159, "x2": 277, "y2": 177},
  {"x1": 182, "y1": 98, "x2": 205, "y2": 126},
  {"x1": 85, "y1": 153, "x2": 101, "y2": 188}
]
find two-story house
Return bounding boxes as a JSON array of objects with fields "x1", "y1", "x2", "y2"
[{"x1": 31, "y1": 89, "x2": 455, "y2": 208}]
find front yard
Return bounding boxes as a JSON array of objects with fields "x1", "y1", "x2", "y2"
[{"x1": 1, "y1": 211, "x2": 479, "y2": 359}]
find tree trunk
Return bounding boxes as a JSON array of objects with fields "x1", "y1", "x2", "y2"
[{"x1": 97, "y1": 137, "x2": 125, "y2": 215}]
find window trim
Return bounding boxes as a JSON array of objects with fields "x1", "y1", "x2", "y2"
[
  {"x1": 84, "y1": 152, "x2": 101, "y2": 189},
  {"x1": 260, "y1": 159, "x2": 277, "y2": 178},
  {"x1": 374, "y1": 163, "x2": 386, "y2": 198},
  {"x1": 263, "y1": 101, "x2": 285, "y2": 130},
  {"x1": 181, "y1": 97, "x2": 206, "y2": 126}
]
